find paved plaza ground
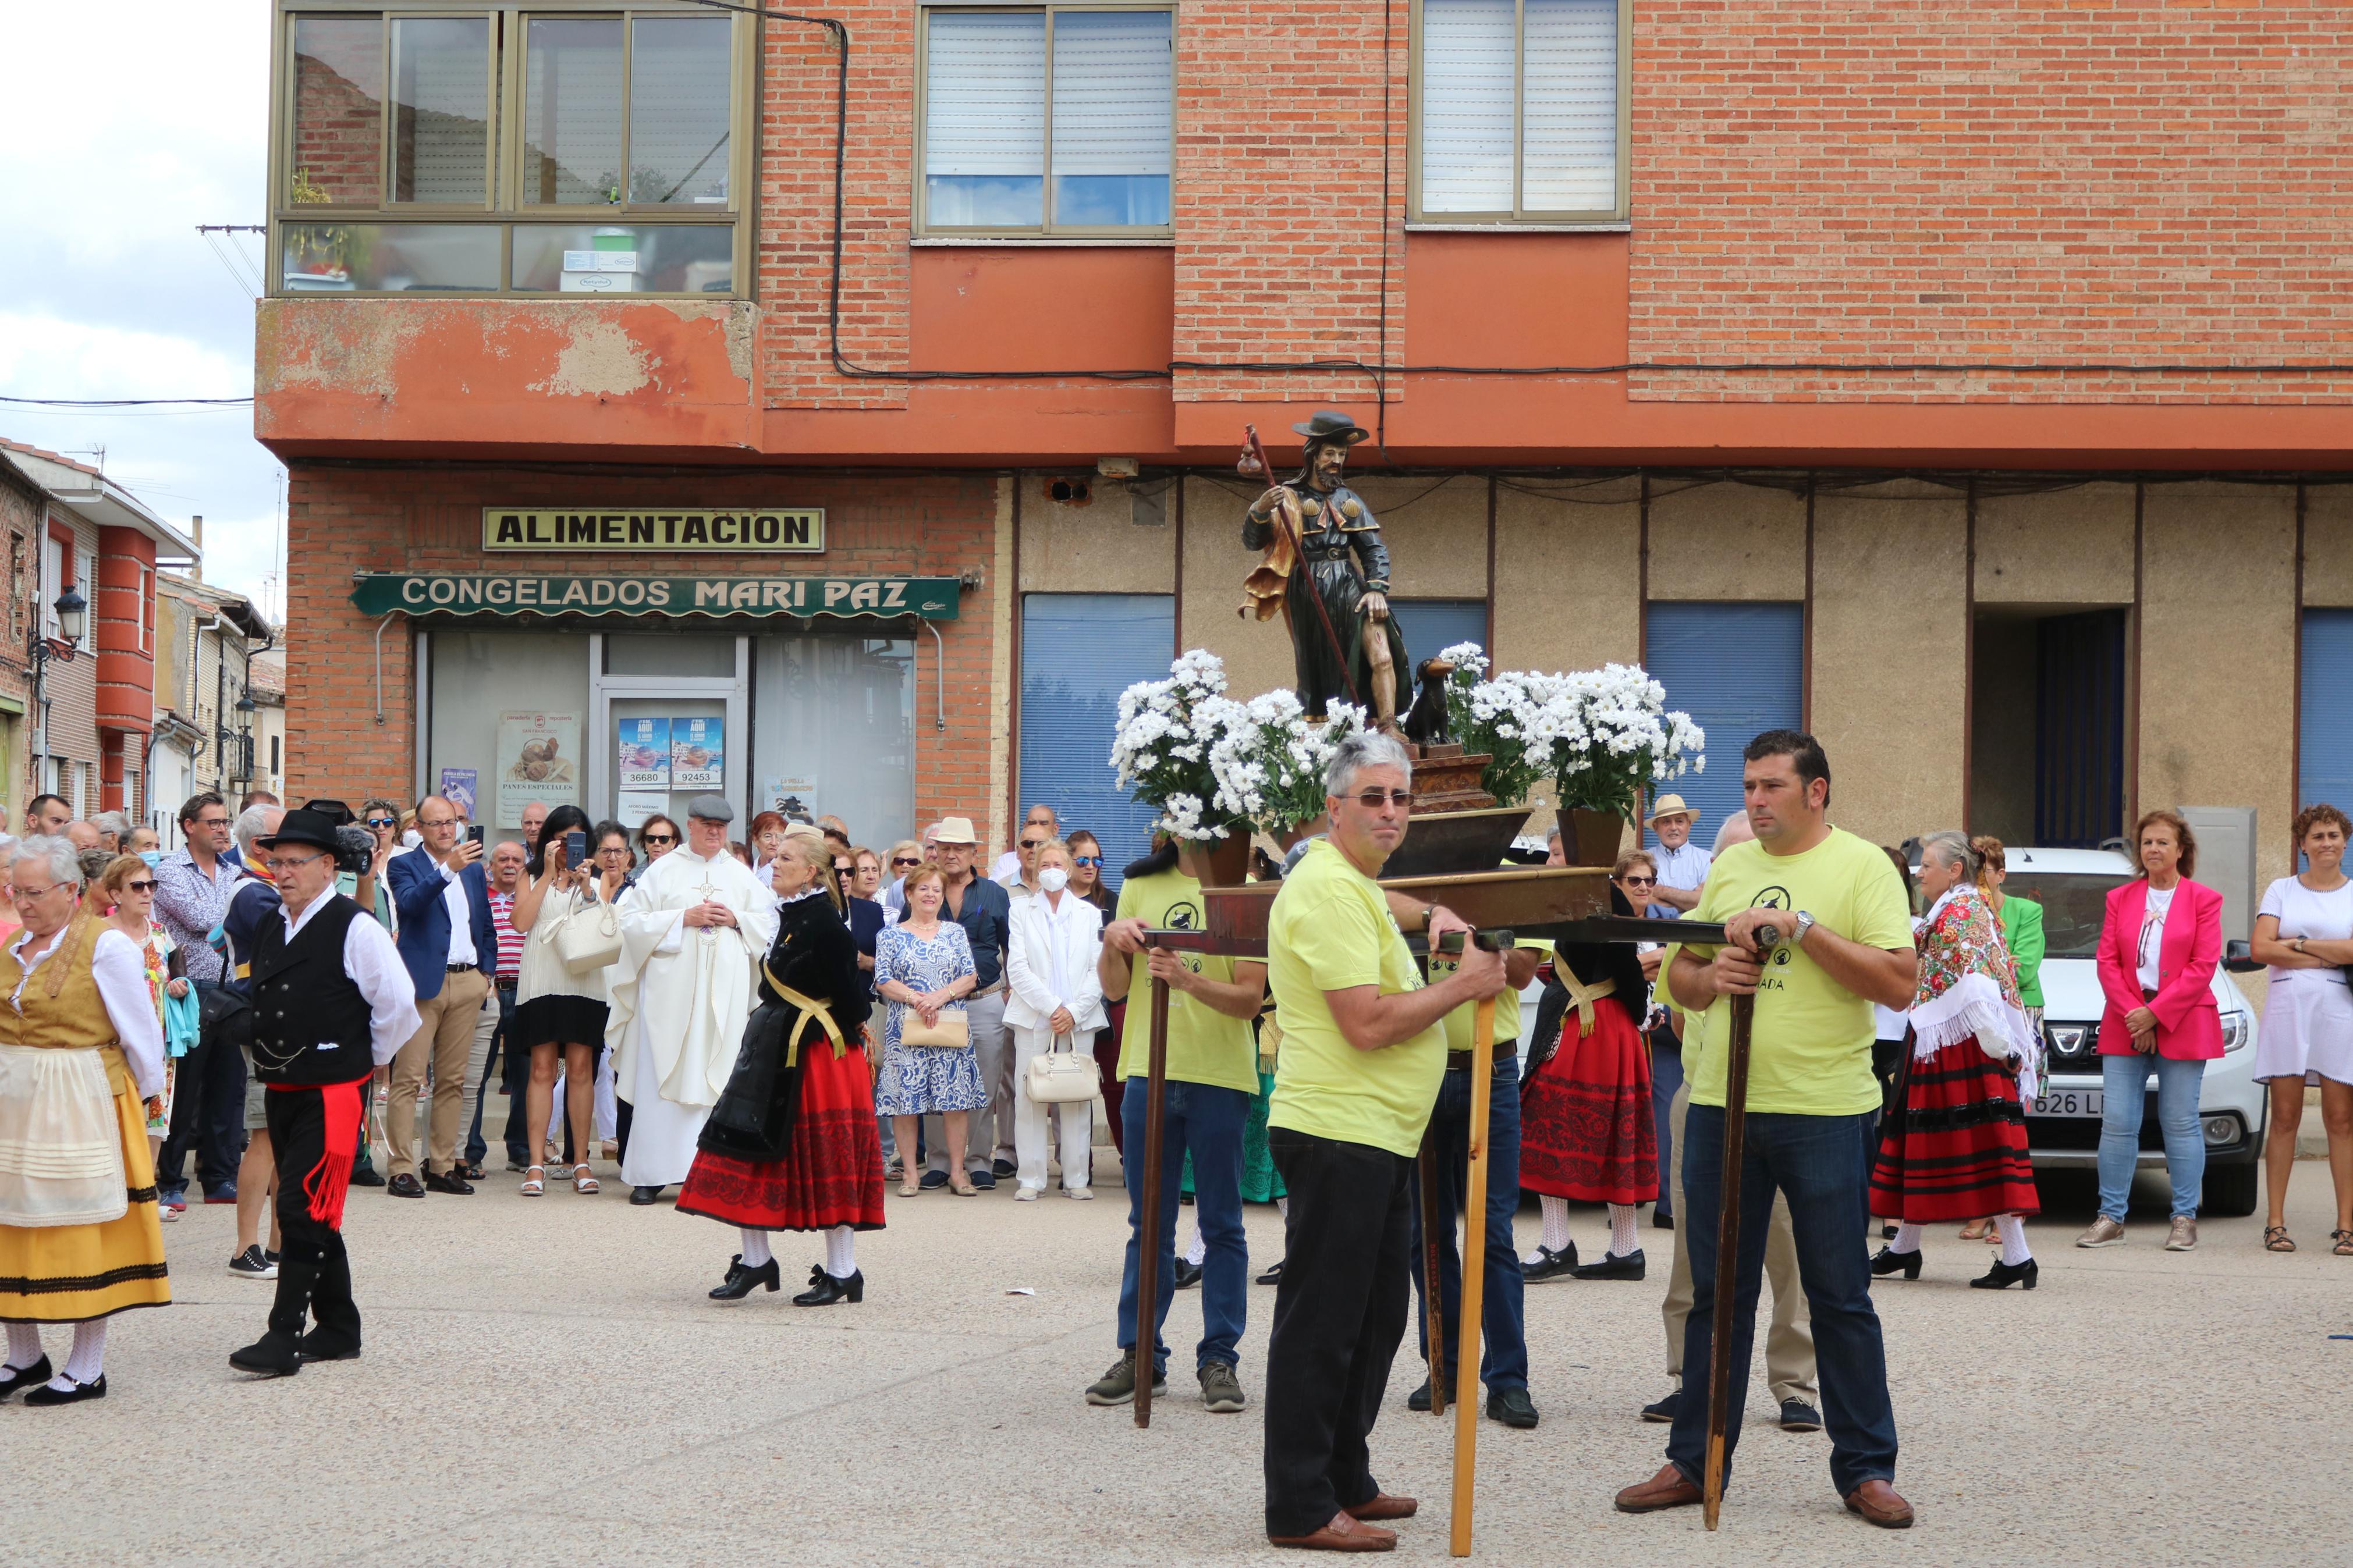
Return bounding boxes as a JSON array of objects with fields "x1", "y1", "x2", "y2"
[{"x1": 7, "y1": 1157, "x2": 2349, "y2": 1567}]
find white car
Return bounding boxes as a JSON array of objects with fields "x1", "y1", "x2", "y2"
[{"x1": 2000, "y1": 846, "x2": 2265, "y2": 1217}]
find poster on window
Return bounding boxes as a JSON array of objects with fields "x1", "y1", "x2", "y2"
[
  {"x1": 617, "y1": 716, "x2": 670, "y2": 790},
  {"x1": 617, "y1": 790, "x2": 670, "y2": 830},
  {"x1": 762, "y1": 774, "x2": 818, "y2": 820},
  {"x1": 438, "y1": 769, "x2": 479, "y2": 822},
  {"x1": 671, "y1": 716, "x2": 725, "y2": 790},
  {"x1": 496, "y1": 710, "x2": 581, "y2": 827}
]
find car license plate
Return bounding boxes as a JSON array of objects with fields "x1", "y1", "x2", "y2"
[{"x1": 2032, "y1": 1088, "x2": 2103, "y2": 1118}]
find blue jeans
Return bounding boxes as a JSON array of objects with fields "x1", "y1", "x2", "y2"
[
  {"x1": 2098, "y1": 1053, "x2": 2208, "y2": 1220},
  {"x1": 1118, "y1": 1077, "x2": 1250, "y2": 1374},
  {"x1": 1669, "y1": 1105, "x2": 1897, "y2": 1499},
  {"x1": 1408, "y1": 1055, "x2": 1528, "y2": 1391},
  {"x1": 1650, "y1": 1032, "x2": 1683, "y2": 1219}
]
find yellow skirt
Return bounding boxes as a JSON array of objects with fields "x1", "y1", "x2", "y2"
[{"x1": 0, "y1": 1051, "x2": 170, "y2": 1323}]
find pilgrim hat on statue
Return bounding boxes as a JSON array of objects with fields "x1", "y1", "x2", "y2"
[{"x1": 1291, "y1": 410, "x2": 1371, "y2": 446}]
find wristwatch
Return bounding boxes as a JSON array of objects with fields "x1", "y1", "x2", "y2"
[{"x1": 1792, "y1": 909, "x2": 1816, "y2": 946}]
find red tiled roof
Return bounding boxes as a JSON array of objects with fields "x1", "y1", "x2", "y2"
[{"x1": 0, "y1": 439, "x2": 102, "y2": 482}]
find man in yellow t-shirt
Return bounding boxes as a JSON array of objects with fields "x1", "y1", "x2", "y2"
[
  {"x1": 1613, "y1": 730, "x2": 1920, "y2": 1531},
  {"x1": 1085, "y1": 848, "x2": 1265, "y2": 1417},
  {"x1": 1261, "y1": 732, "x2": 1506, "y2": 1553}
]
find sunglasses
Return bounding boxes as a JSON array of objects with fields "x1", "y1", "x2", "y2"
[
  {"x1": 364, "y1": 817, "x2": 397, "y2": 830},
  {"x1": 642, "y1": 833, "x2": 676, "y2": 845},
  {"x1": 1073, "y1": 856, "x2": 1102, "y2": 867},
  {"x1": 1620, "y1": 876, "x2": 1657, "y2": 888},
  {"x1": 891, "y1": 856, "x2": 921, "y2": 867},
  {"x1": 123, "y1": 879, "x2": 158, "y2": 893},
  {"x1": 1349, "y1": 789, "x2": 1414, "y2": 810},
  {"x1": 1020, "y1": 838, "x2": 1046, "y2": 849}
]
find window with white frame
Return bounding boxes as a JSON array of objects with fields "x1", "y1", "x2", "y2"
[
  {"x1": 40, "y1": 535, "x2": 62, "y2": 642},
  {"x1": 919, "y1": 5, "x2": 1173, "y2": 235},
  {"x1": 76, "y1": 549, "x2": 95, "y2": 653},
  {"x1": 1414, "y1": 0, "x2": 1626, "y2": 222}
]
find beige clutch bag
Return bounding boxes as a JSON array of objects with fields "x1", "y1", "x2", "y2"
[{"x1": 899, "y1": 1005, "x2": 969, "y2": 1048}]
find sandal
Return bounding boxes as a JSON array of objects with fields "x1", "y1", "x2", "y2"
[
  {"x1": 2265, "y1": 1225, "x2": 2296, "y2": 1253},
  {"x1": 1958, "y1": 1219, "x2": 1994, "y2": 1242},
  {"x1": 573, "y1": 1165, "x2": 599, "y2": 1195},
  {"x1": 898, "y1": 1175, "x2": 921, "y2": 1197},
  {"x1": 520, "y1": 1165, "x2": 545, "y2": 1197},
  {"x1": 2333, "y1": 1229, "x2": 2353, "y2": 1257}
]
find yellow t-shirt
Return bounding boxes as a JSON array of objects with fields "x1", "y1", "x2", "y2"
[
  {"x1": 1112, "y1": 869, "x2": 1261, "y2": 1097},
  {"x1": 1428, "y1": 945, "x2": 1529, "y2": 1055},
  {"x1": 1268, "y1": 838, "x2": 1446, "y2": 1157},
  {"x1": 1675, "y1": 827, "x2": 1914, "y2": 1117}
]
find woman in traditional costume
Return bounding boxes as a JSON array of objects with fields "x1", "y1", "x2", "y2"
[
  {"x1": 1869, "y1": 830, "x2": 2043, "y2": 1289},
  {"x1": 678, "y1": 833, "x2": 882, "y2": 1306},
  {"x1": 0, "y1": 835, "x2": 171, "y2": 1403}
]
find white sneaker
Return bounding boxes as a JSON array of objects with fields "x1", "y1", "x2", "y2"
[
  {"x1": 1066, "y1": 1187, "x2": 1094, "y2": 1201},
  {"x1": 1014, "y1": 1186, "x2": 1041, "y2": 1202}
]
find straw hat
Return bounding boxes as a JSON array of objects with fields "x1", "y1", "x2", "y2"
[{"x1": 1644, "y1": 794, "x2": 1700, "y2": 828}]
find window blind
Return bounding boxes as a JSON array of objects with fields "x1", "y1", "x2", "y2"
[
  {"x1": 523, "y1": 18, "x2": 624, "y2": 205},
  {"x1": 1019, "y1": 592, "x2": 1174, "y2": 879},
  {"x1": 1642, "y1": 602, "x2": 1804, "y2": 851},
  {"x1": 925, "y1": 12, "x2": 1046, "y2": 177},
  {"x1": 1420, "y1": 0, "x2": 1514, "y2": 213},
  {"x1": 2301, "y1": 611, "x2": 2353, "y2": 813},
  {"x1": 391, "y1": 17, "x2": 489, "y2": 203},
  {"x1": 1050, "y1": 10, "x2": 1171, "y2": 178},
  {"x1": 1520, "y1": 0, "x2": 1617, "y2": 212}
]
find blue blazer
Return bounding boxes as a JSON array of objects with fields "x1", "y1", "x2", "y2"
[{"x1": 388, "y1": 845, "x2": 496, "y2": 1001}]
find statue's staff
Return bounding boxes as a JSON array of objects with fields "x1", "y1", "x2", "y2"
[
  {"x1": 1703, "y1": 920, "x2": 1780, "y2": 1530},
  {"x1": 1241, "y1": 424, "x2": 1365, "y2": 712}
]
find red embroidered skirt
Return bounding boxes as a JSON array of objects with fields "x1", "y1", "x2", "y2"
[
  {"x1": 1869, "y1": 1036, "x2": 2040, "y2": 1222},
  {"x1": 1518, "y1": 1003, "x2": 1657, "y2": 1204},
  {"x1": 677, "y1": 1044, "x2": 886, "y2": 1232}
]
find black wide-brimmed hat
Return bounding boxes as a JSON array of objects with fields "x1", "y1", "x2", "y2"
[
  {"x1": 1292, "y1": 410, "x2": 1370, "y2": 446},
  {"x1": 257, "y1": 808, "x2": 341, "y2": 854}
]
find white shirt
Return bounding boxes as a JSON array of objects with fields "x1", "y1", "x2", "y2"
[
  {"x1": 1649, "y1": 840, "x2": 1712, "y2": 919},
  {"x1": 991, "y1": 849, "x2": 1023, "y2": 883},
  {"x1": 8, "y1": 925, "x2": 167, "y2": 1100},
  {"x1": 2137, "y1": 886, "x2": 2177, "y2": 992},
  {"x1": 2260, "y1": 875, "x2": 2353, "y2": 987},
  {"x1": 438, "y1": 861, "x2": 478, "y2": 967},
  {"x1": 278, "y1": 892, "x2": 424, "y2": 1065}
]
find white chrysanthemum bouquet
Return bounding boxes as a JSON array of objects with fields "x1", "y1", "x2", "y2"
[
  {"x1": 1112, "y1": 652, "x2": 1370, "y2": 841},
  {"x1": 1435, "y1": 643, "x2": 1704, "y2": 822}
]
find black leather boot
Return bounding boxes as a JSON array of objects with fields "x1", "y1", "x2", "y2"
[
  {"x1": 792, "y1": 1265, "x2": 864, "y2": 1306},
  {"x1": 709, "y1": 1254, "x2": 782, "y2": 1300},
  {"x1": 232, "y1": 1260, "x2": 321, "y2": 1377},
  {"x1": 1869, "y1": 1246, "x2": 1923, "y2": 1280},
  {"x1": 300, "y1": 1243, "x2": 364, "y2": 1361}
]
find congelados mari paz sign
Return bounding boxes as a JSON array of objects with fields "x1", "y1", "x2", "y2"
[
  {"x1": 349, "y1": 573, "x2": 959, "y2": 620},
  {"x1": 484, "y1": 507, "x2": 824, "y2": 553}
]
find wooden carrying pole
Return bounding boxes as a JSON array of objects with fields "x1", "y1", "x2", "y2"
[
  {"x1": 1702, "y1": 922, "x2": 1777, "y2": 1530},
  {"x1": 1448, "y1": 928, "x2": 1511, "y2": 1559},
  {"x1": 1134, "y1": 966, "x2": 1173, "y2": 1428},
  {"x1": 1418, "y1": 1135, "x2": 1449, "y2": 1418}
]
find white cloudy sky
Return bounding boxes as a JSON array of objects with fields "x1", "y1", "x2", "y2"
[{"x1": 0, "y1": 4, "x2": 283, "y2": 619}]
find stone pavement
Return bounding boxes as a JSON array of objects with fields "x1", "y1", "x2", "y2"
[{"x1": 7, "y1": 1160, "x2": 2350, "y2": 1567}]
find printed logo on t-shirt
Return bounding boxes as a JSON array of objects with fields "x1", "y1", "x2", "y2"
[
  {"x1": 1747, "y1": 886, "x2": 1799, "y2": 976},
  {"x1": 1160, "y1": 898, "x2": 1206, "y2": 976}
]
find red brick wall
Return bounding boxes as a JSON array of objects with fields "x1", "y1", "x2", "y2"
[
  {"x1": 289, "y1": 19, "x2": 381, "y2": 205},
  {"x1": 283, "y1": 465, "x2": 998, "y2": 831},
  {"x1": 1629, "y1": 1, "x2": 2353, "y2": 404}
]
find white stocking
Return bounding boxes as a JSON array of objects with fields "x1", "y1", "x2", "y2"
[
  {"x1": 739, "y1": 1228, "x2": 773, "y2": 1268},
  {"x1": 1995, "y1": 1214, "x2": 2033, "y2": 1267},
  {"x1": 1608, "y1": 1203, "x2": 1639, "y2": 1257},
  {"x1": 1524, "y1": 1195, "x2": 1573, "y2": 1265},
  {"x1": 5, "y1": 1322, "x2": 41, "y2": 1370},
  {"x1": 1891, "y1": 1222, "x2": 1924, "y2": 1253},
  {"x1": 825, "y1": 1225, "x2": 857, "y2": 1279},
  {"x1": 1184, "y1": 1221, "x2": 1207, "y2": 1267},
  {"x1": 52, "y1": 1319, "x2": 106, "y2": 1389}
]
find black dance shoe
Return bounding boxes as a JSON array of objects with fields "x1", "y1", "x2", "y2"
[
  {"x1": 23, "y1": 1375, "x2": 105, "y2": 1406},
  {"x1": 1172, "y1": 1258, "x2": 1203, "y2": 1290},
  {"x1": 630, "y1": 1185, "x2": 665, "y2": 1206},
  {"x1": 792, "y1": 1265, "x2": 864, "y2": 1306},
  {"x1": 229, "y1": 1331, "x2": 303, "y2": 1378},
  {"x1": 1255, "y1": 1260, "x2": 1284, "y2": 1285},
  {"x1": 1570, "y1": 1249, "x2": 1646, "y2": 1281},
  {"x1": 1870, "y1": 1246, "x2": 1923, "y2": 1280},
  {"x1": 0, "y1": 1356, "x2": 52, "y2": 1400},
  {"x1": 1522, "y1": 1242, "x2": 1579, "y2": 1282},
  {"x1": 1970, "y1": 1257, "x2": 2039, "y2": 1290},
  {"x1": 709, "y1": 1254, "x2": 782, "y2": 1300}
]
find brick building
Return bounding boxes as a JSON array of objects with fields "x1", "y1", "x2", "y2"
[{"x1": 256, "y1": 1, "x2": 2353, "y2": 899}]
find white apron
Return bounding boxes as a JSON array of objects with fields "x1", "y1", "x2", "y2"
[{"x1": 0, "y1": 1043, "x2": 127, "y2": 1227}]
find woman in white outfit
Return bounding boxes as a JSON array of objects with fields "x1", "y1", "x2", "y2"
[
  {"x1": 1004, "y1": 840, "x2": 1105, "y2": 1200},
  {"x1": 509, "y1": 808, "x2": 622, "y2": 1197},
  {"x1": 2251, "y1": 802, "x2": 2353, "y2": 1256}
]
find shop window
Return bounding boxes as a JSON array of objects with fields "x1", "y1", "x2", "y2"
[
  {"x1": 750, "y1": 635, "x2": 916, "y2": 849},
  {"x1": 1413, "y1": 0, "x2": 1627, "y2": 223},
  {"x1": 275, "y1": 5, "x2": 743, "y2": 295},
  {"x1": 1641, "y1": 602, "x2": 1802, "y2": 849},
  {"x1": 604, "y1": 632, "x2": 735, "y2": 678},
  {"x1": 1019, "y1": 592, "x2": 1173, "y2": 877},
  {"x1": 426, "y1": 631, "x2": 593, "y2": 836},
  {"x1": 919, "y1": 6, "x2": 1173, "y2": 236}
]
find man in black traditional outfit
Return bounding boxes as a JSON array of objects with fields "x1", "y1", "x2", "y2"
[{"x1": 1241, "y1": 411, "x2": 1411, "y2": 732}]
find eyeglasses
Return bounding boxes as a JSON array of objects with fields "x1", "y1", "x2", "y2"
[
  {"x1": 122, "y1": 879, "x2": 158, "y2": 893},
  {"x1": 194, "y1": 816, "x2": 229, "y2": 830},
  {"x1": 263, "y1": 853, "x2": 326, "y2": 874},
  {"x1": 364, "y1": 817, "x2": 397, "y2": 830},
  {"x1": 1619, "y1": 876, "x2": 1658, "y2": 888},
  {"x1": 1349, "y1": 789, "x2": 1414, "y2": 810},
  {"x1": 890, "y1": 856, "x2": 921, "y2": 868},
  {"x1": 418, "y1": 816, "x2": 459, "y2": 830},
  {"x1": 642, "y1": 833, "x2": 676, "y2": 845},
  {"x1": 1073, "y1": 856, "x2": 1102, "y2": 867},
  {"x1": 597, "y1": 846, "x2": 633, "y2": 858},
  {"x1": 8, "y1": 883, "x2": 67, "y2": 902}
]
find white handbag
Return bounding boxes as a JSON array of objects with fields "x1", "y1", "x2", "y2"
[
  {"x1": 555, "y1": 894, "x2": 623, "y2": 975},
  {"x1": 1023, "y1": 1032, "x2": 1102, "y2": 1105}
]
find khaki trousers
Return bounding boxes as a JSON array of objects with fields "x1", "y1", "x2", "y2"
[
  {"x1": 386, "y1": 968, "x2": 490, "y2": 1179},
  {"x1": 1662, "y1": 1081, "x2": 1818, "y2": 1406}
]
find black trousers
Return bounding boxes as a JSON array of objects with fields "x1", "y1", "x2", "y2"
[
  {"x1": 264, "y1": 1080, "x2": 364, "y2": 1342},
  {"x1": 156, "y1": 984, "x2": 247, "y2": 1194},
  {"x1": 1262, "y1": 1128, "x2": 1414, "y2": 1538}
]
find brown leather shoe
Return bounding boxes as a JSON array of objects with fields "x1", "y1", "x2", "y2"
[
  {"x1": 1614, "y1": 1464, "x2": 1703, "y2": 1513},
  {"x1": 1344, "y1": 1494, "x2": 1418, "y2": 1522},
  {"x1": 1267, "y1": 1511, "x2": 1398, "y2": 1552},
  {"x1": 1844, "y1": 1480, "x2": 1915, "y2": 1528}
]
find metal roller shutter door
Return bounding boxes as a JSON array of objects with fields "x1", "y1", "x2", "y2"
[
  {"x1": 1641, "y1": 602, "x2": 1804, "y2": 853},
  {"x1": 1018, "y1": 592, "x2": 1174, "y2": 880}
]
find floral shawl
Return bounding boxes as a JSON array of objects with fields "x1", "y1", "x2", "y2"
[{"x1": 1910, "y1": 882, "x2": 2040, "y2": 1096}]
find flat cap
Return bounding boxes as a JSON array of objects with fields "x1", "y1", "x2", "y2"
[{"x1": 687, "y1": 793, "x2": 734, "y2": 823}]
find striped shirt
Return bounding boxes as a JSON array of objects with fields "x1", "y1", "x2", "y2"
[{"x1": 487, "y1": 890, "x2": 524, "y2": 983}]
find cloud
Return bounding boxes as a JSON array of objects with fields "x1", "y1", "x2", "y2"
[{"x1": 0, "y1": 314, "x2": 249, "y2": 400}]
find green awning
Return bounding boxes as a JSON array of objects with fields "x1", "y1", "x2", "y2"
[{"x1": 350, "y1": 573, "x2": 960, "y2": 620}]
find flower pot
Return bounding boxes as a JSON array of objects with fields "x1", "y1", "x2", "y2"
[
  {"x1": 1560, "y1": 808, "x2": 1626, "y2": 869},
  {"x1": 1273, "y1": 812, "x2": 1328, "y2": 852},
  {"x1": 1176, "y1": 834, "x2": 1254, "y2": 888}
]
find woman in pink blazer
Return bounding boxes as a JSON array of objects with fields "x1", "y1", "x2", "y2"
[{"x1": 2084, "y1": 809, "x2": 2223, "y2": 1251}]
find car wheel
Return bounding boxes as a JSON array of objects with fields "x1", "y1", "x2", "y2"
[{"x1": 2202, "y1": 1162, "x2": 2259, "y2": 1218}]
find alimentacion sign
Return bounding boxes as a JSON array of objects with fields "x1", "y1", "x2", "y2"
[
  {"x1": 350, "y1": 572, "x2": 960, "y2": 619},
  {"x1": 483, "y1": 507, "x2": 825, "y2": 553}
]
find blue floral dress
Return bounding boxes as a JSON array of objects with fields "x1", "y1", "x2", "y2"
[{"x1": 873, "y1": 920, "x2": 985, "y2": 1115}]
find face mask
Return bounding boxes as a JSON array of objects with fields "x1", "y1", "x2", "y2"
[
  {"x1": 140, "y1": 851, "x2": 164, "y2": 868},
  {"x1": 1039, "y1": 867, "x2": 1069, "y2": 893}
]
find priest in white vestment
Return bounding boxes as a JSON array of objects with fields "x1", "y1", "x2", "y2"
[{"x1": 606, "y1": 797, "x2": 778, "y2": 1200}]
